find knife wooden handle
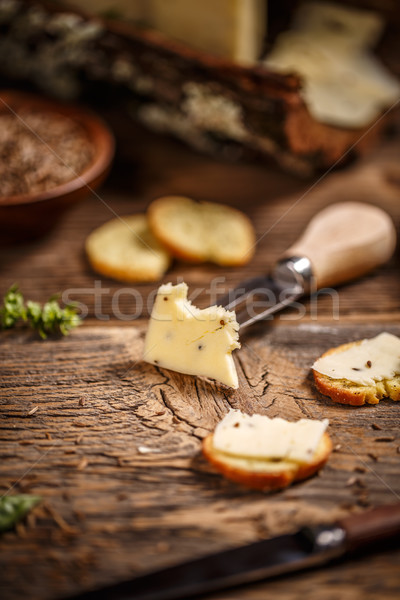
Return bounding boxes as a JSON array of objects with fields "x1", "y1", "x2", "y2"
[
  {"x1": 283, "y1": 202, "x2": 396, "y2": 289},
  {"x1": 339, "y1": 503, "x2": 400, "y2": 552}
]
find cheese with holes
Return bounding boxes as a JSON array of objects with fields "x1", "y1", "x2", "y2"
[
  {"x1": 312, "y1": 332, "x2": 400, "y2": 385},
  {"x1": 264, "y1": 2, "x2": 400, "y2": 128},
  {"x1": 143, "y1": 282, "x2": 240, "y2": 388},
  {"x1": 213, "y1": 409, "x2": 329, "y2": 463}
]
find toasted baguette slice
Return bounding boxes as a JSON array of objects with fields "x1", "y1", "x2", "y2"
[
  {"x1": 148, "y1": 196, "x2": 255, "y2": 266},
  {"x1": 313, "y1": 341, "x2": 400, "y2": 406},
  {"x1": 202, "y1": 431, "x2": 332, "y2": 491},
  {"x1": 86, "y1": 214, "x2": 171, "y2": 283}
]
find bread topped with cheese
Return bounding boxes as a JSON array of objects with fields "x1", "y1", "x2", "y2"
[
  {"x1": 312, "y1": 332, "x2": 400, "y2": 406},
  {"x1": 202, "y1": 410, "x2": 332, "y2": 491},
  {"x1": 147, "y1": 196, "x2": 255, "y2": 266}
]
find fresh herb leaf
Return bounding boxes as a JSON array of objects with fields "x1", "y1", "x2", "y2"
[
  {"x1": 0, "y1": 495, "x2": 41, "y2": 533},
  {"x1": 26, "y1": 299, "x2": 81, "y2": 339},
  {"x1": 0, "y1": 286, "x2": 81, "y2": 338},
  {"x1": 0, "y1": 285, "x2": 26, "y2": 329}
]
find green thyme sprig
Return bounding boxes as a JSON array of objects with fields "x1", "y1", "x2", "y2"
[
  {"x1": 0, "y1": 285, "x2": 81, "y2": 339},
  {"x1": 0, "y1": 495, "x2": 42, "y2": 533},
  {"x1": 0, "y1": 284, "x2": 26, "y2": 328}
]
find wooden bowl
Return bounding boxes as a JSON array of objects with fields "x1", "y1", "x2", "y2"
[{"x1": 0, "y1": 90, "x2": 115, "y2": 244}]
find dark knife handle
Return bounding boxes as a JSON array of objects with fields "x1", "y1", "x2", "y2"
[{"x1": 338, "y1": 503, "x2": 400, "y2": 552}]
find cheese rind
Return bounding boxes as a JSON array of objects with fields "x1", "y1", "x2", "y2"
[
  {"x1": 143, "y1": 282, "x2": 240, "y2": 388},
  {"x1": 312, "y1": 332, "x2": 400, "y2": 385},
  {"x1": 213, "y1": 409, "x2": 329, "y2": 463}
]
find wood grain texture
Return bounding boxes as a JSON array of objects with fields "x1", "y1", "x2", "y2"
[
  {"x1": 0, "y1": 110, "x2": 400, "y2": 599},
  {"x1": 0, "y1": 323, "x2": 400, "y2": 599},
  {"x1": 0, "y1": 117, "x2": 400, "y2": 321}
]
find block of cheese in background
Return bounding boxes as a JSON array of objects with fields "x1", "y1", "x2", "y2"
[
  {"x1": 77, "y1": 0, "x2": 266, "y2": 64},
  {"x1": 150, "y1": 0, "x2": 266, "y2": 64},
  {"x1": 292, "y1": 1, "x2": 384, "y2": 50},
  {"x1": 264, "y1": 2, "x2": 400, "y2": 128},
  {"x1": 143, "y1": 282, "x2": 240, "y2": 388}
]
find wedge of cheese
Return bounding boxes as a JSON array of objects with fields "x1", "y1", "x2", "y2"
[{"x1": 143, "y1": 282, "x2": 240, "y2": 388}]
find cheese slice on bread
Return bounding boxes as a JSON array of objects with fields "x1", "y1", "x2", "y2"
[
  {"x1": 143, "y1": 282, "x2": 240, "y2": 388},
  {"x1": 313, "y1": 332, "x2": 400, "y2": 405},
  {"x1": 203, "y1": 409, "x2": 331, "y2": 490}
]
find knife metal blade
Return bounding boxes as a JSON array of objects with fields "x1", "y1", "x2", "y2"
[
  {"x1": 220, "y1": 257, "x2": 308, "y2": 329},
  {"x1": 66, "y1": 504, "x2": 400, "y2": 600}
]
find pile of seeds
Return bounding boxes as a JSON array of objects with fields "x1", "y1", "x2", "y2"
[{"x1": 0, "y1": 109, "x2": 94, "y2": 197}]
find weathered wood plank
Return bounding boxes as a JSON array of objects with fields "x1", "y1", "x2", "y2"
[
  {"x1": 1, "y1": 96, "x2": 400, "y2": 600},
  {"x1": 0, "y1": 322, "x2": 399, "y2": 599}
]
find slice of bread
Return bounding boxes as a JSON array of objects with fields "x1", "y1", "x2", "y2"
[
  {"x1": 86, "y1": 214, "x2": 171, "y2": 283},
  {"x1": 202, "y1": 431, "x2": 332, "y2": 491},
  {"x1": 313, "y1": 341, "x2": 400, "y2": 406},
  {"x1": 147, "y1": 196, "x2": 255, "y2": 266}
]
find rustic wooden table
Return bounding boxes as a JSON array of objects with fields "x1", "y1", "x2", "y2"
[{"x1": 1, "y1": 114, "x2": 400, "y2": 600}]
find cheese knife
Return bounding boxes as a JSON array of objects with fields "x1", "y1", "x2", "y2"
[
  {"x1": 222, "y1": 202, "x2": 396, "y2": 328},
  {"x1": 67, "y1": 503, "x2": 400, "y2": 600}
]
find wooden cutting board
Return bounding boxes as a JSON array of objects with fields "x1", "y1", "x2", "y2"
[
  {"x1": 1, "y1": 320, "x2": 400, "y2": 599},
  {"x1": 1, "y1": 112, "x2": 400, "y2": 599}
]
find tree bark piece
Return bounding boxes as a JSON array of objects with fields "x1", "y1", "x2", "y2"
[{"x1": 0, "y1": 0, "x2": 398, "y2": 174}]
